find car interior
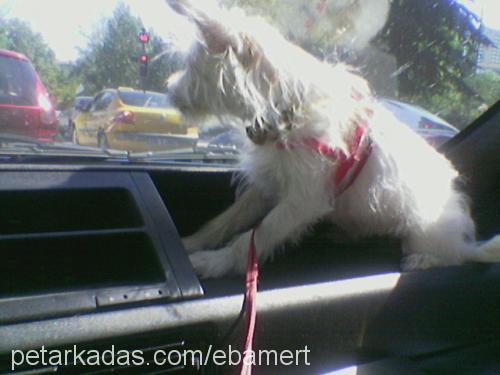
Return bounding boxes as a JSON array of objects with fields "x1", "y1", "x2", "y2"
[{"x1": 0, "y1": 100, "x2": 499, "y2": 374}]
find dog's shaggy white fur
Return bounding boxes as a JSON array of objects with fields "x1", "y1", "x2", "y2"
[{"x1": 166, "y1": 0, "x2": 500, "y2": 278}]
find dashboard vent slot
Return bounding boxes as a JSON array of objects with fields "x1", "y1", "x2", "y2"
[
  {"x1": 0, "y1": 171, "x2": 202, "y2": 324},
  {"x1": 0, "y1": 188, "x2": 143, "y2": 235}
]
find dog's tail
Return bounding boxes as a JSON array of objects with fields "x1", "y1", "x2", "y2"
[{"x1": 470, "y1": 235, "x2": 500, "y2": 262}]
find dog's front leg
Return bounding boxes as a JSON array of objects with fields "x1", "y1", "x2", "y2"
[
  {"x1": 183, "y1": 186, "x2": 273, "y2": 253},
  {"x1": 189, "y1": 196, "x2": 332, "y2": 278}
]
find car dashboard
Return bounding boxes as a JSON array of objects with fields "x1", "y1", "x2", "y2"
[{"x1": 0, "y1": 102, "x2": 499, "y2": 374}]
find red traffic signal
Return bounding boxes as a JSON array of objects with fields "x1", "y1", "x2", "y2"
[
  {"x1": 139, "y1": 54, "x2": 149, "y2": 77},
  {"x1": 139, "y1": 29, "x2": 150, "y2": 44}
]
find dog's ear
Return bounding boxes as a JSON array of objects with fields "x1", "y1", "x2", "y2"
[
  {"x1": 166, "y1": 0, "x2": 235, "y2": 53},
  {"x1": 165, "y1": 0, "x2": 196, "y2": 18}
]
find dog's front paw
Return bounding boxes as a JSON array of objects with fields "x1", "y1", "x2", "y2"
[
  {"x1": 182, "y1": 235, "x2": 204, "y2": 253},
  {"x1": 189, "y1": 248, "x2": 236, "y2": 279},
  {"x1": 401, "y1": 253, "x2": 449, "y2": 271}
]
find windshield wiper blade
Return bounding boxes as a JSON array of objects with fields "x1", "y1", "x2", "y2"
[
  {"x1": 0, "y1": 134, "x2": 129, "y2": 160},
  {"x1": 0, "y1": 133, "x2": 46, "y2": 147},
  {"x1": 128, "y1": 147, "x2": 238, "y2": 163},
  {"x1": 0, "y1": 134, "x2": 238, "y2": 164}
]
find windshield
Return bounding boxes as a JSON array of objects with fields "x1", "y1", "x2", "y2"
[
  {"x1": 0, "y1": 55, "x2": 37, "y2": 106},
  {"x1": 0, "y1": 0, "x2": 499, "y2": 161}
]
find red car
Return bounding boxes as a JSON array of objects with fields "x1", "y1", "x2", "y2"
[{"x1": 0, "y1": 49, "x2": 57, "y2": 141}]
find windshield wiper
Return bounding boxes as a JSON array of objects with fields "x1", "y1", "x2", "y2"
[
  {"x1": 0, "y1": 134, "x2": 129, "y2": 161},
  {"x1": 128, "y1": 146, "x2": 239, "y2": 164},
  {"x1": 0, "y1": 134, "x2": 238, "y2": 165}
]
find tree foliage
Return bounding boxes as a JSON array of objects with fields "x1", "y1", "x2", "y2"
[
  {"x1": 375, "y1": 0, "x2": 489, "y2": 97},
  {"x1": 466, "y1": 72, "x2": 500, "y2": 106},
  {"x1": 1, "y1": 1, "x2": 496, "y2": 128},
  {"x1": 222, "y1": 0, "x2": 495, "y2": 128},
  {"x1": 373, "y1": 0, "x2": 495, "y2": 128},
  {"x1": 75, "y1": 3, "x2": 180, "y2": 95},
  {"x1": 0, "y1": 18, "x2": 77, "y2": 107},
  {"x1": 1, "y1": 4, "x2": 181, "y2": 107}
]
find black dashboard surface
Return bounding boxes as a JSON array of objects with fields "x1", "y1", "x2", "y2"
[{"x1": 0, "y1": 102, "x2": 498, "y2": 374}]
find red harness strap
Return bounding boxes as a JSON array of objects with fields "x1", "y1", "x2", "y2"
[
  {"x1": 308, "y1": 124, "x2": 373, "y2": 197},
  {"x1": 241, "y1": 125, "x2": 372, "y2": 375}
]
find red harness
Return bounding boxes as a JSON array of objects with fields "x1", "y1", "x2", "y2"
[
  {"x1": 279, "y1": 124, "x2": 373, "y2": 197},
  {"x1": 314, "y1": 124, "x2": 372, "y2": 197},
  {"x1": 240, "y1": 125, "x2": 372, "y2": 375}
]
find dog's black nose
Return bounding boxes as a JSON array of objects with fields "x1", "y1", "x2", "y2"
[{"x1": 246, "y1": 124, "x2": 268, "y2": 145}]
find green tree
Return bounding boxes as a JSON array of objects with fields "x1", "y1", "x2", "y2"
[
  {"x1": 76, "y1": 3, "x2": 180, "y2": 95},
  {"x1": 221, "y1": 0, "x2": 495, "y2": 128},
  {"x1": 224, "y1": 1, "x2": 487, "y2": 95},
  {"x1": 375, "y1": 1, "x2": 497, "y2": 128},
  {"x1": 408, "y1": 71, "x2": 500, "y2": 129},
  {"x1": 0, "y1": 18, "x2": 76, "y2": 107},
  {"x1": 375, "y1": 0, "x2": 488, "y2": 98},
  {"x1": 466, "y1": 72, "x2": 500, "y2": 106}
]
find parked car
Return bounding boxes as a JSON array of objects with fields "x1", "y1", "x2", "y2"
[
  {"x1": 60, "y1": 96, "x2": 93, "y2": 139},
  {"x1": 0, "y1": 49, "x2": 57, "y2": 141},
  {"x1": 73, "y1": 96, "x2": 94, "y2": 113},
  {"x1": 72, "y1": 88, "x2": 198, "y2": 152},
  {"x1": 380, "y1": 98, "x2": 459, "y2": 147}
]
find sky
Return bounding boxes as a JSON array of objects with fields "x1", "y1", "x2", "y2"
[
  {"x1": 1, "y1": 0, "x2": 499, "y2": 62},
  {"x1": 0, "y1": 0, "x2": 196, "y2": 61}
]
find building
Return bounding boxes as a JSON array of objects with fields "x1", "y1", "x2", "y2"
[{"x1": 477, "y1": 27, "x2": 500, "y2": 73}]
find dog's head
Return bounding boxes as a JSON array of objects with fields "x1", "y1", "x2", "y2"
[
  {"x1": 165, "y1": 0, "x2": 315, "y2": 143},
  {"x1": 166, "y1": 0, "x2": 374, "y2": 147}
]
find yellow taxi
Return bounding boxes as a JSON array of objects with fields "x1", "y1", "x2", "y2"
[{"x1": 72, "y1": 87, "x2": 198, "y2": 152}]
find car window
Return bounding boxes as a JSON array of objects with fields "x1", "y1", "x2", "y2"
[
  {"x1": 88, "y1": 93, "x2": 101, "y2": 111},
  {"x1": 91, "y1": 92, "x2": 113, "y2": 112},
  {"x1": 74, "y1": 97, "x2": 93, "y2": 110},
  {"x1": 0, "y1": 55, "x2": 37, "y2": 106},
  {"x1": 0, "y1": 0, "x2": 498, "y2": 157},
  {"x1": 118, "y1": 91, "x2": 170, "y2": 108},
  {"x1": 99, "y1": 92, "x2": 115, "y2": 110}
]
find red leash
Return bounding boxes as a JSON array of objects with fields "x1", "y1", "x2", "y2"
[
  {"x1": 240, "y1": 126, "x2": 372, "y2": 374},
  {"x1": 240, "y1": 226, "x2": 259, "y2": 375}
]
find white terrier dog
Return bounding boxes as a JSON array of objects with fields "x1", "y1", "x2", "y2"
[{"x1": 166, "y1": 0, "x2": 500, "y2": 278}]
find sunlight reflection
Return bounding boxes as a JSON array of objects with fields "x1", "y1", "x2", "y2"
[
  {"x1": 259, "y1": 273, "x2": 401, "y2": 310},
  {"x1": 323, "y1": 365, "x2": 358, "y2": 375}
]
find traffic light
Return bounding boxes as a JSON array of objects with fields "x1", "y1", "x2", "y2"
[
  {"x1": 139, "y1": 29, "x2": 150, "y2": 44},
  {"x1": 138, "y1": 29, "x2": 150, "y2": 81},
  {"x1": 139, "y1": 54, "x2": 149, "y2": 77}
]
